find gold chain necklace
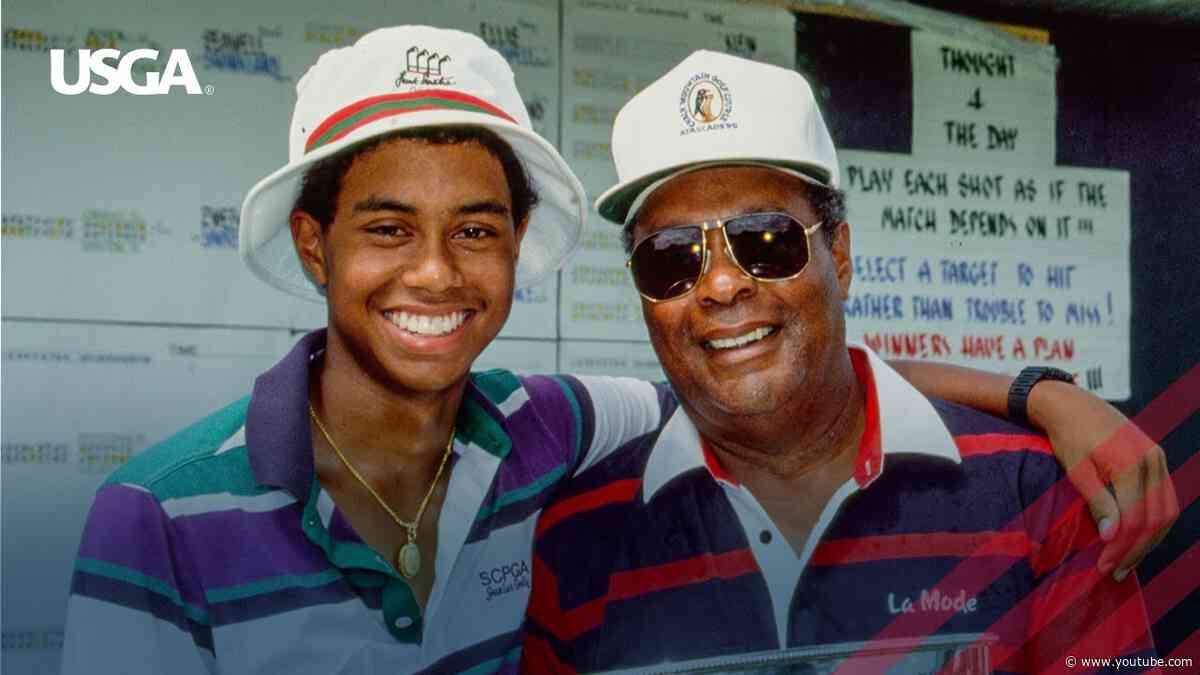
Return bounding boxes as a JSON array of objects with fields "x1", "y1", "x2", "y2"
[{"x1": 308, "y1": 404, "x2": 453, "y2": 580}]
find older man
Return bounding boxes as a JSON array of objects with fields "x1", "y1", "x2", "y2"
[
  {"x1": 523, "y1": 51, "x2": 1159, "y2": 673},
  {"x1": 60, "y1": 25, "x2": 1168, "y2": 675}
]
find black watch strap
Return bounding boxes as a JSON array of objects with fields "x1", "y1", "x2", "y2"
[{"x1": 1007, "y1": 366, "x2": 1076, "y2": 427}]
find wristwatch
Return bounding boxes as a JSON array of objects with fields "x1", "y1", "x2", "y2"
[{"x1": 1007, "y1": 366, "x2": 1076, "y2": 427}]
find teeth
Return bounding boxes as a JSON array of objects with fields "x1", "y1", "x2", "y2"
[
  {"x1": 384, "y1": 310, "x2": 468, "y2": 336},
  {"x1": 706, "y1": 326, "x2": 776, "y2": 351}
]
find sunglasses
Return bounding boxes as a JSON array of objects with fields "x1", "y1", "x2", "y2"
[{"x1": 626, "y1": 212, "x2": 824, "y2": 302}]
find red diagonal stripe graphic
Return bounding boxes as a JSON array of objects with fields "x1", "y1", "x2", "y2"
[
  {"x1": 832, "y1": 364, "x2": 1200, "y2": 675},
  {"x1": 1056, "y1": 453, "x2": 1200, "y2": 675},
  {"x1": 1080, "y1": 546, "x2": 1200, "y2": 675},
  {"x1": 935, "y1": 448, "x2": 1200, "y2": 675},
  {"x1": 1166, "y1": 628, "x2": 1200, "y2": 663}
]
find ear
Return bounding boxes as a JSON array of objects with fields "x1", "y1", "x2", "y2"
[
  {"x1": 511, "y1": 213, "x2": 530, "y2": 261},
  {"x1": 290, "y1": 210, "x2": 329, "y2": 288},
  {"x1": 830, "y1": 220, "x2": 852, "y2": 299}
]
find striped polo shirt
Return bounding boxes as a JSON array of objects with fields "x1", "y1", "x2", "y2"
[
  {"x1": 60, "y1": 330, "x2": 665, "y2": 674},
  {"x1": 524, "y1": 345, "x2": 1155, "y2": 674}
]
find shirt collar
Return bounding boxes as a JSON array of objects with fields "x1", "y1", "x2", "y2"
[
  {"x1": 246, "y1": 330, "x2": 324, "y2": 498},
  {"x1": 642, "y1": 342, "x2": 960, "y2": 502},
  {"x1": 246, "y1": 329, "x2": 514, "y2": 498},
  {"x1": 850, "y1": 340, "x2": 960, "y2": 468}
]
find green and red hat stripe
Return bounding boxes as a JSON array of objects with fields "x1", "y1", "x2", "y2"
[{"x1": 304, "y1": 89, "x2": 517, "y2": 153}]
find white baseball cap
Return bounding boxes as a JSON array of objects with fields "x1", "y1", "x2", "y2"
[
  {"x1": 595, "y1": 50, "x2": 839, "y2": 225},
  {"x1": 240, "y1": 25, "x2": 586, "y2": 302}
]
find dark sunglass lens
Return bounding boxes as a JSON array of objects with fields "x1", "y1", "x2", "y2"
[
  {"x1": 630, "y1": 227, "x2": 704, "y2": 300},
  {"x1": 725, "y1": 213, "x2": 810, "y2": 279}
]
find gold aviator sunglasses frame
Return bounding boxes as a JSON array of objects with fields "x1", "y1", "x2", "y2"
[{"x1": 625, "y1": 212, "x2": 824, "y2": 303}]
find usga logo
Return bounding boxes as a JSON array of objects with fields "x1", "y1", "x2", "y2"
[{"x1": 50, "y1": 49, "x2": 205, "y2": 95}]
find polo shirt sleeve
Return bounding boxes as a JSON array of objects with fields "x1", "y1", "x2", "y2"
[
  {"x1": 557, "y1": 375, "x2": 669, "y2": 477},
  {"x1": 1012, "y1": 462, "x2": 1156, "y2": 674},
  {"x1": 61, "y1": 482, "x2": 214, "y2": 675}
]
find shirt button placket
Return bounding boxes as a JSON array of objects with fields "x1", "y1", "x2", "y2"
[{"x1": 382, "y1": 579, "x2": 422, "y2": 642}]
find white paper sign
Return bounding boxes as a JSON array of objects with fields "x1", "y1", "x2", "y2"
[
  {"x1": 841, "y1": 150, "x2": 1130, "y2": 399},
  {"x1": 911, "y1": 30, "x2": 1056, "y2": 167}
]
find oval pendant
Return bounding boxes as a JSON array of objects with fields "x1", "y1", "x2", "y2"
[{"x1": 397, "y1": 542, "x2": 421, "y2": 579}]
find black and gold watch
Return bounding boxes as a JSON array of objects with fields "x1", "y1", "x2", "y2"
[{"x1": 1007, "y1": 366, "x2": 1076, "y2": 427}]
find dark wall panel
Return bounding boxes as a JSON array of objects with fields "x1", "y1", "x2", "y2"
[{"x1": 793, "y1": 8, "x2": 1200, "y2": 654}]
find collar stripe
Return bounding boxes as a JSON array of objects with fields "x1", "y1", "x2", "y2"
[
  {"x1": 850, "y1": 349, "x2": 884, "y2": 487},
  {"x1": 700, "y1": 352, "x2": 883, "y2": 489},
  {"x1": 701, "y1": 438, "x2": 738, "y2": 485},
  {"x1": 305, "y1": 90, "x2": 516, "y2": 153}
]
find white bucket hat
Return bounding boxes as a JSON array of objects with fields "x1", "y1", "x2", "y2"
[
  {"x1": 595, "y1": 50, "x2": 840, "y2": 225},
  {"x1": 240, "y1": 25, "x2": 586, "y2": 302}
]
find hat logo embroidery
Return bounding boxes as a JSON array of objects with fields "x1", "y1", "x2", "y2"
[
  {"x1": 679, "y1": 72, "x2": 735, "y2": 135},
  {"x1": 395, "y1": 46, "x2": 454, "y2": 87}
]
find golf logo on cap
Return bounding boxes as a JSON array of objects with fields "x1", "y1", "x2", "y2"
[
  {"x1": 395, "y1": 46, "x2": 453, "y2": 87},
  {"x1": 679, "y1": 72, "x2": 734, "y2": 135}
]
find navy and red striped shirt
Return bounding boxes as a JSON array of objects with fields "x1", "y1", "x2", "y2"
[{"x1": 523, "y1": 345, "x2": 1154, "y2": 674}]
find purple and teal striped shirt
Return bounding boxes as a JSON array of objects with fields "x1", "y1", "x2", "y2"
[{"x1": 60, "y1": 330, "x2": 666, "y2": 674}]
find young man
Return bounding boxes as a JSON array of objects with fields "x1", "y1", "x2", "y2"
[
  {"x1": 523, "y1": 50, "x2": 1161, "y2": 673},
  {"x1": 62, "y1": 28, "x2": 1172, "y2": 675}
]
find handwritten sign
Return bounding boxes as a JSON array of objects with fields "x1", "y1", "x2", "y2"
[
  {"x1": 842, "y1": 150, "x2": 1130, "y2": 399},
  {"x1": 911, "y1": 31, "x2": 1056, "y2": 167}
]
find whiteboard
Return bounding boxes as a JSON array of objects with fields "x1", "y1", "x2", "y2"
[
  {"x1": 0, "y1": 0, "x2": 560, "y2": 338},
  {"x1": 1, "y1": 321, "x2": 292, "y2": 674}
]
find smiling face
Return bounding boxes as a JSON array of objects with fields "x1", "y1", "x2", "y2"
[
  {"x1": 292, "y1": 137, "x2": 526, "y2": 395},
  {"x1": 632, "y1": 166, "x2": 852, "y2": 422}
]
